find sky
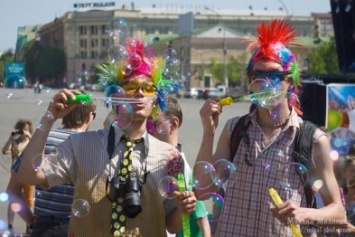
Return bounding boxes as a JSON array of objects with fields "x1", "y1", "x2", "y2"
[{"x1": 0, "y1": 0, "x2": 331, "y2": 52}]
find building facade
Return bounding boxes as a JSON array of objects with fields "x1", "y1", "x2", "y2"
[{"x1": 18, "y1": 5, "x2": 330, "y2": 87}]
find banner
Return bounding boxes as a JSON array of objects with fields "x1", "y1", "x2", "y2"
[
  {"x1": 5, "y1": 62, "x2": 26, "y2": 88},
  {"x1": 326, "y1": 83, "x2": 355, "y2": 154}
]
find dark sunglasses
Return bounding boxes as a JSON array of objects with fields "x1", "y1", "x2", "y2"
[
  {"x1": 92, "y1": 112, "x2": 96, "y2": 120},
  {"x1": 251, "y1": 70, "x2": 291, "y2": 82}
]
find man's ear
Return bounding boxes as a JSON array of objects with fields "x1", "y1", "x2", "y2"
[{"x1": 170, "y1": 117, "x2": 179, "y2": 131}]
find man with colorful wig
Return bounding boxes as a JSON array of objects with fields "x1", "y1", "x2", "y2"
[
  {"x1": 194, "y1": 19, "x2": 346, "y2": 236},
  {"x1": 13, "y1": 36, "x2": 196, "y2": 237}
]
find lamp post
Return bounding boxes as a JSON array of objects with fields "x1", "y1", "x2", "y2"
[
  {"x1": 204, "y1": 7, "x2": 228, "y2": 92},
  {"x1": 276, "y1": 0, "x2": 290, "y2": 18}
]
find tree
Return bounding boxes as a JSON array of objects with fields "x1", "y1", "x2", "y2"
[
  {"x1": 23, "y1": 40, "x2": 43, "y2": 83},
  {"x1": 23, "y1": 40, "x2": 66, "y2": 87},
  {"x1": 36, "y1": 48, "x2": 66, "y2": 82},
  {"x1": 0, "y1": 50, "x2": 15, "y2": 83},
  {"x1": 308, "y1": 37, "x2": 339, "y2": 74},
  {"x1": 210, "y1": 51, "x2": 249, "y2": 87}
]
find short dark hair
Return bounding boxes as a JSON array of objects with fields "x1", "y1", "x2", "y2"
[
  {"x1": 163, "y1": 97, "x2": 183, "y2": 127},
  {"x1": 62, "y1": 102, "x2": 96, "y2": 129}
]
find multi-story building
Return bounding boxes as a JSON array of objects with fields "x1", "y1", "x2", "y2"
[{"x1": 17, "y1": 5, "x2": 329, "y2": 87}]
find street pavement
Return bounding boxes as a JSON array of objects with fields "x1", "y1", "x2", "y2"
[{"x1": 0, "y1": 88, "x2": 250, "y2": 235}]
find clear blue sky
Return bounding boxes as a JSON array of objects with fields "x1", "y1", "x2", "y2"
[{"x1": 0, "y1": 0, "x2": 331, "y2": 52}]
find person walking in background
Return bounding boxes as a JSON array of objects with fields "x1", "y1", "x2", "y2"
[
  {"x1": 194, "y1": 19, "x2": 345, "y2": 236},
  {"x1": 2, "y1": 119, "x2": 34, "y2": 234},
  {"x1": 148, "y1": 96, "x2": 211, "y2": 237}
]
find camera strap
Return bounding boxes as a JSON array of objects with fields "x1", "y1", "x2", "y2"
[{"x1": 107, "y1": 125, "x2": 115, "y2": 159}]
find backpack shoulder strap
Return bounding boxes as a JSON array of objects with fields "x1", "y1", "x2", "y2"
[
  {"x1": 230, "y1": 114, "x2": 250, "y2": 162},
  {"x1": 292, "y1": 121, "x2": 317, "y2": 168},
  {"x1": 292, "y1": 120, "x2": 318, "y2": 208}
]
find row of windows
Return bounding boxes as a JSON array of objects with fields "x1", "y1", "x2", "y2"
[
  {"x1": 79, "y1": 51, "x2": 98, "y2": 59},
  {"x1": 77, "y1": 38, "x2": 110, "y2": 48},
  {"x1": 78, "y1": 24, "x2": 174, "y2": 35}
]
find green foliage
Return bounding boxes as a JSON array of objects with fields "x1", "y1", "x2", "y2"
[
  {"x1": 308, "y1": 37, "x2": 339, "y2": 74},
  {"x1": 210, "y1": 58, "x2": 224, "y2": 83},
  {"x1": 0, "y1": 50, "x2": 15, "y2": 82},
  {"x1": 197, "y1": 65, "x2": 205, "y2": 81},
  {"x1": 23, "y1": 40, "x2": 42, "y2": 82},
  {"x1": 210, "y1": 52, "x2": 248, "y2": 87},
  {"x1": 22, "y1": 40, "x2": 66, "y2": 86}
]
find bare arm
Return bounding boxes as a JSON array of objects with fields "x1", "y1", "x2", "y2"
[
  {"x1": 2, "y1": 135, "x2": 12, "y2": 155},
  {"x1": 197, "y1": 217, "x2": 211, "y2": 237},
  {"x1": 15, "y1": 89, "x2": 81, "y2": 186},
  {"x1": 194, "y1": 99, "x2": 231, "y2": 198},
  {"x1": 6, "y1": 173, "x2": 34, "y2": 225},
  {"x1": 274, "y1": 135, "x2": 346, "y2": 226},
  {"x1": 308, "y1": 135, "x2": 346, "y2": 224}
]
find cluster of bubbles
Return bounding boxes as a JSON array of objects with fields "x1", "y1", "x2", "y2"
[
  {"x1": 102, "y1": 17, "x2": 189, "y2": 90},
  {"x1": 246, "y1": 78, "x2": 298, "y2": 120},
  {"x1": 330, "y1": 127, "x2": 355, "y2": 155},
  {"x1": 157, "y1": 159, "x2": 236, "y2": 223}
]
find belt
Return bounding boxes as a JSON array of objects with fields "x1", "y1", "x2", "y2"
[{"x1": 34, "y1": 216, "x2": 70, "y2": 224}]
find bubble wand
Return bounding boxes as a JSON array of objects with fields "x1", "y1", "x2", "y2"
[
  {"x1": 66, "y1": 93, "x2": 155, "y2": 104},
  {"x1": 269, "y1": 188, "x2": 303, "y2": 237},
  {"x1": 219, "y1": 91, "x2": 289, "y2": 106},
  {"x1": 177, "y1": 173, "x2": 191, "y2": 237}
]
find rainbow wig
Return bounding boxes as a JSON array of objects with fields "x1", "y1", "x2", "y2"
[
  {"x1": 96, "y1": 37, "x2": 181, "y2": 112},
  {"x1": 246, "y1": 19, "x2": 302, "y2": 114}
]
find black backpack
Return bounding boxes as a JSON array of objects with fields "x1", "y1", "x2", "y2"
[{"x1": 229, "y1": 114, "x2": 317, "y2": 208}]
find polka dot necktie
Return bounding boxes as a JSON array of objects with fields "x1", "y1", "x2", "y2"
[{"x1": 111, "y1": 136, "x2": 142, "y2": 237}]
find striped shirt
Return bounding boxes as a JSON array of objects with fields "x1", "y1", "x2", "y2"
[
  {"x1": 43, "y1": 127, "x2": 177, "y2": 237},
  {"x1": 34, "y1": 129, "x2": 77, "y2": 218},
  {"x1": 215, "y1": 108, "x2": 325, "y2": 237}
]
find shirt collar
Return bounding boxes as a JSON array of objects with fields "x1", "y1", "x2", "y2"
[{"x1": 114, "y1": 126, "x2": 149, "y2": 154}]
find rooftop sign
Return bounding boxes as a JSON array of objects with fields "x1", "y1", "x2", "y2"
[{"x1": 73, "y1": 2, "x2": 115, "y2": 8}]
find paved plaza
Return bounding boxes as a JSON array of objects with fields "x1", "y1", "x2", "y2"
[{"x1": 0, "y1": 87, "x2": 250, "y2": 235}]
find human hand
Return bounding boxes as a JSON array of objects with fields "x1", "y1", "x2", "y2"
[
  {"x1": 47, "y1": 89, "x2": 82, "y2": 120},
  {"x1": 11, "y1": 130, "x2": 24, "y2": 136},
  {"x1": 174, "y1": 191, "x2": 196, "y2": 215},
  {"x1": 199, "y1": 99, "x2": 222, "y2": 135},
  {"x1": 270, "y1": 199, "x2": 309, "y2": 226}
]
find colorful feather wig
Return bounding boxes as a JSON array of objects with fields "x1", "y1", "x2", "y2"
[
  {"x1": 96, "y1": 36, "x2": 181, "y2": 112},
  {"x1": 246, "y1": 19, "x2": 302, "y2": 114}
]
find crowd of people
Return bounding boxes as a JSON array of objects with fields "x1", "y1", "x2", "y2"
[{"x1": 1, "y1": 18, "x2": 354, "y2": 237}]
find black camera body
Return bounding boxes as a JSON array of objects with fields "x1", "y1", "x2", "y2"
[{"x1": 108, "y1": 171, "x2": 143, "y2": 218}]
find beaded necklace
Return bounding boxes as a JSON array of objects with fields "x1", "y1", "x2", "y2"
[{"x1": 256, "y1": 116, "x2": 289, "y2": 128}]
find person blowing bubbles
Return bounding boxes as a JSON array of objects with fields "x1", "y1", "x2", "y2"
[{"x1": 194, "y1": 19, "x2": 346, "y2": 236}]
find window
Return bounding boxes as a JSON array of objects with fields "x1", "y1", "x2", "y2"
[
  {"x1": 91, "y1": 39, "x2": 98, "y2": 47},
  {"x1": 91, "y1": 25, "x2": 98, "y2": 35},
  {"x1": 79, "y1": 26, "x2": 87, "y2": 35},
  {"x1": 80, "y1": 39, "x2": 87, "y2": 48},
  {"x1": 91, "y1": 51, "x2": 98, "y2": 59},
  {"x1": 81, "y1": 51, "x2": 87, "y2": 59}
]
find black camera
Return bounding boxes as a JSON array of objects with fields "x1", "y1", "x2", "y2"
[{"x1": 108, "y1": 171, "x2": 143, "y2": 218}]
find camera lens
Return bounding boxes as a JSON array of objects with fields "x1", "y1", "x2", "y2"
[{"x1": 123, "y1": 192, "x2": 142, "y2": 218}]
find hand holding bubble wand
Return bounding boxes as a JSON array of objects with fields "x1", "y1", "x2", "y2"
[
  {"x1": 269, "y1": 188, "x2": 303, "y2": 237},
  {"x1": 177, "y1": 173, "x2": 191, "y2": 237}
]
